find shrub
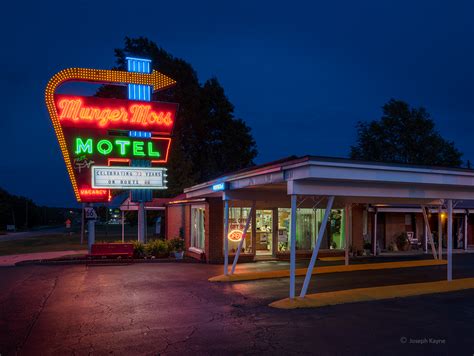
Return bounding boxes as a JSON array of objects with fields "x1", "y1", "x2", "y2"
[
  {"x1": 146, "y1": 239, "x2": 169, "y2": 257},
  {"x1": 132, "y1": 240, "x2": 145, "y2": 258},
  {"x1": 396, "y1": 232, "x2": 408, "y2": 250},
  {"x1": 169, "y1": 237, "x2": 185, "y2": 252},
  {"x1": 388, "y1": 241, "x2": 398, "y2": 252}
]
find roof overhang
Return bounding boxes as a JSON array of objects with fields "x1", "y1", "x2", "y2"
[{"x1": 184, "y1": 157, "x2": 474, "y2": 206}]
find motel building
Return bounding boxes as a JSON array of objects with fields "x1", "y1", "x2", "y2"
[{"x1": 165, "y1": 156, "x2": 474, "y2": 269}]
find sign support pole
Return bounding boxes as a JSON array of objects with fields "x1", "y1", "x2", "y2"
[
  {"x1": 80, "y1": 203, "x2": 85, "y2": 245},
  {"x1": 122, "y1": 210, "x2": 125, "y2": 243},
  {"x1": 138, "y1": 202, "x2": 145, "y2": 243},
  {"x1": 87, "y1": 203, "x2": 95, "y2": 252}
]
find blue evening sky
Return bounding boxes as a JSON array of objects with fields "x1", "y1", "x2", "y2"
[{"x1": 0, "y1": 0, "x2": 473, "y2": 206}]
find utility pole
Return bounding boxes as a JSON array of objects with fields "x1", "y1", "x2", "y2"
[{"x1": 80, "y1": 203, "x2": 85, "y2": 244}]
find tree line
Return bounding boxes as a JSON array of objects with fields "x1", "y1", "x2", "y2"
[{"x1": 0, "y1": 187, "x2": 71, "y2": 229}]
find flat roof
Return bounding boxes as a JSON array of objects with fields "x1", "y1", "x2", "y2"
[
  {"x1": 209, "y1": 155, "x2": 474, "y2": 182},
  {"x1": 183, "y1": 155, "x2": 474, "y2": 206}
]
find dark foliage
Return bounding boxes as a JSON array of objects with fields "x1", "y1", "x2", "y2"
[
  {"x1": 350, "y1": 99, "x2": 463, "y2": 167},
  {"x1": 96, "y1": 37, "x2": 257, "y2": 195},
  {"x1": 0, "y1": 187, "x2": 70, "y2": 229}
]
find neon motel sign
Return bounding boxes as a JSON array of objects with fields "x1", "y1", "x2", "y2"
[{"x1": 45, "y1": 67, "x2": 177, "y2": 202}]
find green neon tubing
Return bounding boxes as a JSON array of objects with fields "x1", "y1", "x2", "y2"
[
  {"x1": 133, "y1": 141, "x2": 146, "y2": 156},
  {"x1": 148, "y1": 142, "x2": 161, "y2": 157},
  {"x1": 97, "y1": 139, "x2": 113, "y2": 155},
  {"x1": 115, "y1": 139, "x2": 131, "y2": 155},
  {"x1": 75, "y1": 138, "x2": 93, "y2": 154}
]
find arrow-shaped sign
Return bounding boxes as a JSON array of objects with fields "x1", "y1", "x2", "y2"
[{"x1": 45, "y1": 67, "x2": 177, "y2": 201}]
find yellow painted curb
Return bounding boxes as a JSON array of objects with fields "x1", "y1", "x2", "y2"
[
  {"x1": 319, "y1": 256, "x2": 345, "y2": 261},
  {"x1": 269, "y1": 277, "x2": 474, "y2": 309},
  {"x1": 208, "y1": 259, "x2": 447, "y2": 282}
]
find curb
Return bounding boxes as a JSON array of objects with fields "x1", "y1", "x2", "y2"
[{"x1": 15, "y1": 257, "x2": 202, "y2": 266}]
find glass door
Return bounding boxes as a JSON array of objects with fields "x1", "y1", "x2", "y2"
[{"x1": 256, "y1": 210, "x2": 273, "y2": 255}]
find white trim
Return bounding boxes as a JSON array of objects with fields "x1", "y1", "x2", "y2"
[
  {"x1": 190, "y1": 205, "x2": 206, "y2": 252},
  {"x1": 188, "y1": 247, "x2": 204, "y2": 254},
  {"x1": 367, "y1": 207, "x2": 467, "y2": 214},
  {"x1": 184, "y1": 156, "x2": 474, "y2": 196},
  {"x1": 287, "y1": 158, "x2": 474, "y2": 177},
  {"x1": 185, "y1": 156, "x2": 474, "y2": 202}
]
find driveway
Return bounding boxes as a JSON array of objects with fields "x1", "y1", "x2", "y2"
[
  {"x1": 1, "y1": 255, "x2": 474, "y2": 355},
  {"x1": 0, "y1": 250, "x2": 87, "y2": 267}
]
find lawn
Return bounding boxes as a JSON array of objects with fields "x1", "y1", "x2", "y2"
[
  {"x1": 0, "y1": 234, "x2": 85, "y2": 256},
  {"x1": 0, "y1": 224, "x2": 151, "y2": 256}
]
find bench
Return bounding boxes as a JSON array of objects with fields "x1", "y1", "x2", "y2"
[{"x1": 89, "y1": 243, "x2": 134, "y2": 259}]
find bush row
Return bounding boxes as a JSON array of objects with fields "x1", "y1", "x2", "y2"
[{"x1": 132, "y1": 238, "x2": 185, "y2": 258}]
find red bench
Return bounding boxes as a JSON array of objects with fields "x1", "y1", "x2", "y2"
[{"x1": 89, "y1": 243, "x2": 134, "y2": 259}]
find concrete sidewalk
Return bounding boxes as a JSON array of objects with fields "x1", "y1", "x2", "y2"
[
  {"x1": 270, "y1": 277, "x2": 474, "y2": 309},
  {"x1": 210, "y1": 259, "x2": 447, "y2": 282},
  {"x1": 0, "y1": 250, "x2": 88, "y2": 267}
]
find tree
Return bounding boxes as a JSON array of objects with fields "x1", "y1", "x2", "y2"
[
  {"x1": 96, "y1": 37, "x2": 257, "y2": 195},
  {"x1": 0, "y1": 187, "x2": 69, "y2": 229},
  {"x1": 350, "y1": 99, "x2": 462, "y2": 167}
]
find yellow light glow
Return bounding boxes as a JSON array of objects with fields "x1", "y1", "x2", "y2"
[{"x1": 228, "y1": 229, "x2": 243, "y2": 242}]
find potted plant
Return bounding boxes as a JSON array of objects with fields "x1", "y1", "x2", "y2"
[
  {"x1": 388, "y1": 241, "x2": 398, "y2": 252},
  {"x1": 396, "y1": 232, "x2": 409, "y2": 251},
  {"x1": 170, "y1": 238, "x2": 185, "y2": 260},
  {"x1": 363, "y1": 241, "x2": 372, "y2": 255}
]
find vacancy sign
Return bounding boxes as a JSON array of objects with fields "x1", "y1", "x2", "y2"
[{"x1": 92, "y1": 166, "x2": 167, "y2": 189}]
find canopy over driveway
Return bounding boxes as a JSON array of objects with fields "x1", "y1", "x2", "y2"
[{"x1": 184, "y1": 156, "x2": 474, "y2": 299}]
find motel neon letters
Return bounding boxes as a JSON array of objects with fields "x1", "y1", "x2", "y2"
[
  {"x1": 58, "y1": 97, "x2": 174, "y2": 130},
  {"x1": 74, "y1": 138, "x2": 162, "y2": 158}
]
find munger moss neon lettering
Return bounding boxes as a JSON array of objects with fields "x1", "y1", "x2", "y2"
[
  {"x1": 75, "y1": 138, "x2": 161, "y2": 158},
  {"x1": 58, "y1": 98, "x2": 173, "y2": 128}
]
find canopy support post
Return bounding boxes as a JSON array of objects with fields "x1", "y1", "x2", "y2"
[{"x1": 300, "y1": 196, "x2": 335, "y2": 298}]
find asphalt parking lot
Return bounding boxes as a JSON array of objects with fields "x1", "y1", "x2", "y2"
[{"x1": 1, "y1": 255, "x2": 474, "y2": 355}]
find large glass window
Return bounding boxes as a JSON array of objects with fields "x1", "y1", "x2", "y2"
[
  {"x1": 191, "y1": 205, "x2": 205, "y2": 250},
  {"x1": 278, "y1": 208, "x2": 345, "y2": 251},
  {"x1": 228, "y1": 207, "x2": 253, "y2": 254},
  {"x1": 277, "y1": 208, "x2": 290, "y2": 251}
]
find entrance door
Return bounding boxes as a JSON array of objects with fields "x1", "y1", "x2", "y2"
[{"x1": 256, "y1": 210, "x2": 273, "y2": 256}]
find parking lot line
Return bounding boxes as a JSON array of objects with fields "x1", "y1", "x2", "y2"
[
  {"x1": 269, "y1": 277, "x2": 474, "y2": 309},
  {"x1": 208, "y1": 259, "x2": 447, "y2": 282}
]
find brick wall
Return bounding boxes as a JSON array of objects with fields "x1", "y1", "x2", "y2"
[
  {"x1": 207, "y1": 198, "x2": 224, "y2": 263},
  {"x1": 385, "y1": 213, "x2": 406, "y2": 247},
  {"x1": 167, "y1": 202, "x2": 207, "y2": 261},
  {"x1": 415, "y1": 213, "x2": 424, "y2": 240},
  {"x1": 184, "y1": 205, "x2": 191, "y2": 249},
  {"x1": 166, "y1": 205, "x2": 184, "y2": 241}
]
